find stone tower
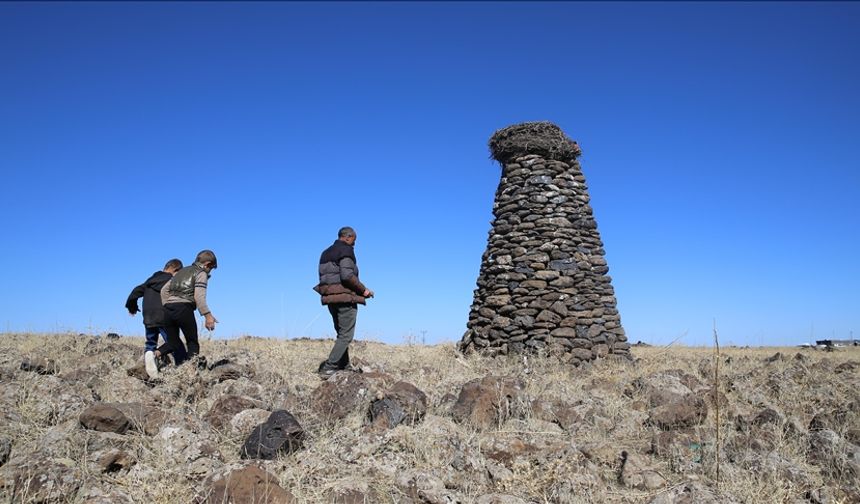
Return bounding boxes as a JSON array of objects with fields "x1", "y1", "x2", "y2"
[{"x1": 459, "y1": 122, "x2": 629, "y2": 363}]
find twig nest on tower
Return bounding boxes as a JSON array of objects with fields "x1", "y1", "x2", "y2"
[{"x1": 488, "y1": 121, "x2": 581, "y2": 164}]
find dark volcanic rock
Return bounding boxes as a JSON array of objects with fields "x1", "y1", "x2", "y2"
[
  {"x1": 240, "y1": 410, "x2": 304, "y2": 460},
  {"x1": 205, "y1": 395, "x2": 262, "y2": 430},
  {"x1": 451, "y1": 376, "x2": 526, "y2": 428},
  {"x1": 95, "y1": 448, "x2": 136, "y2": 473},
  {"x1": 20, "y1": 357, "x2": 58, "y2": 375},
  {"x1": 369, "y1": 381, "x2": 428, "y2": 430},
  {"x1": 647, "y1": 396, "x2": 708, "y2": 430},
  {"x1": 207, "y1": 357, "x2": 256, "y2": 383},
  {"x1": 530, "y1": 398, "x2": 582, "y2": 432},
  {"x1": 79, "y1": 404, "x2": 131, "y2": 434},
  {"x1": 312, "y1": 372, "x2": 393, "y2": 421},
  {"x1": 198, "y1": 464, "x2": 294, "y2": 504},
  {"x1": 110, "y1": 402, "x2": 165, "y2": 436}
]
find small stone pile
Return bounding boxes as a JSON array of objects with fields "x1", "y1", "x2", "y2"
[{"x1": 460, "y1": 122, "x2": 629, "y2": 363}]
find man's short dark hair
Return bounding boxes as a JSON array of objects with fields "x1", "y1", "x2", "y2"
[
  {"x1": 164, "y1": 258, "x2": 183, "y2": 271},
  {"x1": 338, "y1": 226, "x2": 356, "y2": 238},
  {"x1": 195, "y1": 250, "x2": 217, "y2": 268}
]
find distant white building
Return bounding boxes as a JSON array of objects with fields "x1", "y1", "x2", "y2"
[{"x1": 815, "y1": 339, "x2": 859, "y2": 348}]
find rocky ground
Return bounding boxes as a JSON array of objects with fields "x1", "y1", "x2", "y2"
[{"x1": 0, "y1": 333, "x2": 858, "y2": 503}]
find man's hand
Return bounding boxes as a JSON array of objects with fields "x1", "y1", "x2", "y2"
[
  {"x1": 363, "y1": 289, "x2": 375, "y2": 298},
  {"x1": 205, "y1": 313, "x2": 218, "y2": 331}
]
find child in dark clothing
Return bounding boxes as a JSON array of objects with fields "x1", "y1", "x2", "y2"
[{"x1": 126, "y1": 258, "x2": 186, "y2": 362}]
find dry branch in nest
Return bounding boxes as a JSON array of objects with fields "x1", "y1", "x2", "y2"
[{"x1": 488, "y1": 121, "x2": 581, "y2": 164}]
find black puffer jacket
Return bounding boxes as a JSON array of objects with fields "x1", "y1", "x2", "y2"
[
  {"x1": 125, "y1": 271, "x2": 173, "y2": 328},
  {"x1": 313, "y1": 239, "x2": 367, "y2": 305}
]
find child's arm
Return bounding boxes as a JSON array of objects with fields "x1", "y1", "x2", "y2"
[
  {"x1": 194, "y1": 271, "x2": 217, "y2": 330},
  {"x1": 125, "y1": 283, "x2": 145, "y2": 314}
]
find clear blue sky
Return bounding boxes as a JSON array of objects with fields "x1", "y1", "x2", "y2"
[{"x1": 1, "y1": 2, "x2": 858, "y2": 347}]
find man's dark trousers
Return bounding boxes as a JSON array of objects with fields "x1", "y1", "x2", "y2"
[
  {"x1": 326, "y1": 303, "x2": 357, "y2": 369},
  {"x1": 145, "y1": 327, "x2": 187, "y2": 362},
  {"x1": 157, "y1": 303, "x2": 199, "y2": 365}
]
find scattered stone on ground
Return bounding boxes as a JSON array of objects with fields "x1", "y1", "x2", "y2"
[
  {"x1": 240, "y1": 410, "x2": 304, "y2": 460},
  {"x1": 20, "y1": 356, "x2": 59, "y2": 375},
  {"x1": 369, "y1": 381, "x2": 428, "y2": 430},
  {"x1": 312, "y1": 371, "x2": 394, "y2": 421},
  {"x1": 80, "y1": 404, "x2": 131, "y2": 434},
  {"x1": 451, "y1": 376, "x2": 526, "y2": 428},
  {"x1": 230, "y1": 408, "x2": 272, "y2": 437},
  {"x1": 204, "y1": 394, "x2": 263, "y2": 430},
  {"x1": 94, "y1": 448, "x2": 137, "y2": 473},
  {"x1": 197, "y1": 463, "x2": 294, "y2": 504}
]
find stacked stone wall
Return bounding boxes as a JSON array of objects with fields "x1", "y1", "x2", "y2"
[{"x1": 460, "y1": 122, "x2": 629, "y2": 364}]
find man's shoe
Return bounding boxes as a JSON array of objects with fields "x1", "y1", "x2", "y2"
[
  {"x1": 318, "y1": 369, "x2": 337, "y2": 380},
  {"x1": 317, "y1": 361, "x2": 339, "y2": 380},
  {"x1": 157, "y1": 354, "x2": 172, "y2": 368},
  {"x1": 144, "y1": 351, "x2": 159, "y2": 379}
]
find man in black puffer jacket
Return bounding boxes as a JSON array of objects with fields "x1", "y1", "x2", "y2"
[
  {"x1": 314, "y1": 226, "x2": 374, "y2": 377},
  {"x1": 126, "y1": 258, "x2": 184, "y2": 359}
]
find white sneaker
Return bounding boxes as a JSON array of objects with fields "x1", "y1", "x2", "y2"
[{"x1": 144, "y1": 351, "x2": 159, "y2": 379}]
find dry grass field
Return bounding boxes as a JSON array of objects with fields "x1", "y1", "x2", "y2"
[{"x1": 0, "y1": 333, "x2": 858, "y2": 503}]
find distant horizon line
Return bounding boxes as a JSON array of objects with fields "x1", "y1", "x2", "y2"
[{"x1": 1, "y1": 330, "x2": 856, "y2": 350}]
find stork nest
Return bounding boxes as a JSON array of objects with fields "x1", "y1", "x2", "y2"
[{"x1": 488, "y1": 121, "x2": 581, "y2": 164}]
